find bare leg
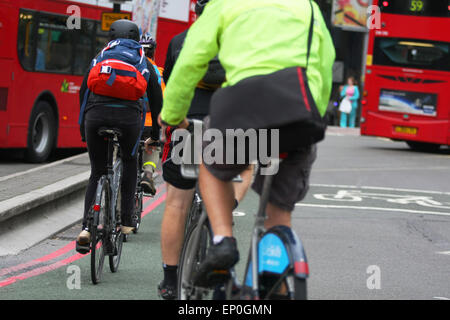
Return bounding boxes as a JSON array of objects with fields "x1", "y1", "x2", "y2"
[
  {"x1": 264, "y1": 202, "x2": 291, "y2": 230},
  {"x1": 160, "y1": 184, "x2": 195, "y2": 266},
  {"x1": 233, "y1": 164, "x2": 254, "y2": 203},
  {"x1": 198, "y1": 163, "x2": 234, "y2": 237}
]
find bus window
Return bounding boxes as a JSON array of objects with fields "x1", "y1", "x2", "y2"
[
  {"x1": 17, "y1": 10, "x2": 36, "y2": 71},
  {"x1": 37, "y1": 14, "x2": 74, "y2": 73},
  {"x1": 373, "y1": 38, "x2": 450, "y2": 71},
  {"x1": 95, "y1": 22, "x2": 109, "y2": 54},
  {"x1": 73, "y1": 19, "x2": 94, "y2": 75}
]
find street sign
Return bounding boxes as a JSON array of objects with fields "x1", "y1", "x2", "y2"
[{"x1": 101, "y1": 12, "x2": 131, "y2": 31}]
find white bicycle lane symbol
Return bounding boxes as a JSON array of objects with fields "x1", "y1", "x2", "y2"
[{"x1": 313, "y1": 190, "x2": 450, "y2": 210}]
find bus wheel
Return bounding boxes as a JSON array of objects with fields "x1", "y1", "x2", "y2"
[
  {"x1": 406, "y1": 141, "x2": 441, "y2": 153},
  {"x1": 25, "y1": 101, "x2": 56, "y2": 163}
]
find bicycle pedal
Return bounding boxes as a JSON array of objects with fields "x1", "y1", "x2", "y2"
[
  {"x1": 75, "y1": 242, "x2": 90, "y2": 255},
  {"x1": 104, "y1": 242, "x2": 115, "y2": 256},
  {"x1": 206, "y1": 270, "x2": 231, "y2": 286},
  {"x1": 142, "y1": 192, "x2": 155, "y2": 197}
]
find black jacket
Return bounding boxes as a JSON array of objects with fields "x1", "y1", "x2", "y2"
[
  {"x1": 79, "y1": 59, "x2": 163, "y2": 141},
  {"x1": 163, "y1": 30, "x2": 216, "y2": 119}
]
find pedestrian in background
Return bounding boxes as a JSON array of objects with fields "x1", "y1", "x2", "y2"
[{"x1": 339, "y1": 76, "x2": 360, "y2": 128}]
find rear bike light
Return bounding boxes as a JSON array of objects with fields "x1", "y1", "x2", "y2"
[
  {"x1": 294, "y1": 260, "x2": 309, "y2": 276},
  {"x1": 93, "y1": 204, "x2": 101, "y2": 212}
]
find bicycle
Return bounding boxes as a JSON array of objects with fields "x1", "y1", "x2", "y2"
[
  {"x1": 132, "y1": 139, "x2": 161, "y2": 234},
  {"x1": 177, "y1": 121, "x2": 309, "y2": 300},
  {"x1": 79, "y1": 127, "x2": 125, "y2": 284}
]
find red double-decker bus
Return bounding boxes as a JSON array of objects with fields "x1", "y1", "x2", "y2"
[
  {"x1": 0, "y1": 0, "x2": 195, "y2": 162},
  {"x1": 361, "y1": 0, "x2": 450, "y2": 151}
]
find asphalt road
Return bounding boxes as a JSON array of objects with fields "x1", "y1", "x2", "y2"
[{"x1": 1, "y1": 131, "x2": 449, "y2": 300}]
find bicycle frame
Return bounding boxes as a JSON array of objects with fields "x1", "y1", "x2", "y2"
[
  {"x1": 242, "y1": 159, "x2": 309, "y2": 300},
  {"x1": 178, "y1": 120, "x2": 309, "y2": 299},
  {"x1": 92, "y1": 134, "x2": 122, "y2": 243}
]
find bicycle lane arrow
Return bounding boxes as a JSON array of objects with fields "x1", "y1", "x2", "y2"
[{"x1": 0, "y1": 185, "x2": 167, "y2": 288}]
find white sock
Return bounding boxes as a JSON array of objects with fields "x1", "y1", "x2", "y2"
[{"x1": 213, "y1": 235, "x2": 225, "y2": 245}]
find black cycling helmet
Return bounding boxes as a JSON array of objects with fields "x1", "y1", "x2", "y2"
[
  {"x1": 109, "y1": 19, "x2": 140, "y2": 41},
  {"x1": 195, "y1": 0, "x2": 210, "y2": 16}
]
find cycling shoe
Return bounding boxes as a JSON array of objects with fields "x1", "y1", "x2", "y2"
[
  {"x1": 194, "y1": 237, "x2": 239, "y2": 287},
  {"x1": 158, "y1": 280, "x2": 177, "y2": 300}
]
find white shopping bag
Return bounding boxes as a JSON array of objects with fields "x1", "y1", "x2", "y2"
[{"x1": 339, "y1": 97, "x2": 352, "y2": 114}]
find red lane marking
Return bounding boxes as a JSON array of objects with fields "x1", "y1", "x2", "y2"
[
  {"x1": 142, "y1": 192, "x2": 166, "y2": 218},
  {"x1": 0, "y1": 242, "x2": 76, "y2": 277},
  {"x1": 0, "y1": 253, "x2": 85, "y2": 288},
  {"x1": 0, "y1": 185, "x2": 165, "y2": 278},
  {"x1": 0, "y1": 189, "x2": 167, "y2": 288}
]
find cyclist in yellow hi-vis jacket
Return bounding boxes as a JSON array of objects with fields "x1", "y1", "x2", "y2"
[{"x1": 158, "y1": 0, "x2": 335, "y2": 285}]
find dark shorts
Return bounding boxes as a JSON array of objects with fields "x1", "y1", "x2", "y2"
[
  {"x1": 161, "y1": 126, "x2": 197, "y2": 190},
  {"x1": 202, "y1": 116, "x2": 317, "y2": 212}
]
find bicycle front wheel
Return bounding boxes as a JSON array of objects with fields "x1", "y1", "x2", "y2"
[
  {"x1": 178, "y1": 218, "x2": 213, "y2": 300},
  {"x1": 133, "y1": 190, "x2": 143, "y2": 233}
]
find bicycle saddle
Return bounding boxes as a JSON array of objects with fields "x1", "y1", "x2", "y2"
[{"x1": 97, "y1": 127, "x2": 123, "y2": 138}]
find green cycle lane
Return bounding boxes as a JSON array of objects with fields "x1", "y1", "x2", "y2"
[{"x1": 0, "y1": 188, "x2": 258, "y2": 300}]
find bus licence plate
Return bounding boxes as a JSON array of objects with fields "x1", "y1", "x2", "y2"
[{"x1": 394, "y1": 126, "x2": 417, "y2": 135}]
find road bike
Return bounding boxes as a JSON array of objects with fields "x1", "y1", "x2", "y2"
[
  {"x1": 177, "y1": 121, "x2": 309, "y2": 300},
  {"x1": 81, "y1": 127, "x2": 125, "y2": 284}
]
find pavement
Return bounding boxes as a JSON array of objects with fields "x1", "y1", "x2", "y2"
[{"x1": 0, "y1": 152, "x2": 91, "y2": 256}]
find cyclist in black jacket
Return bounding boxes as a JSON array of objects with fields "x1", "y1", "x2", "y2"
[
  {"x1": 156, "y1": 0, "x2": 254, "y2": 299},
  {"x1": 76, "y1": 20, "x2": 162, "y2": 253}
]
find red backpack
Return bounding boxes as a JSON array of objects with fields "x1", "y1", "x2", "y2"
[{"x1": 87, "y1": 38, "x2": 150, "y2": 101}]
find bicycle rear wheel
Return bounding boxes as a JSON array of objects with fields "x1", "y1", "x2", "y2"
[
  {"x1": 90, "y1": 180, "x2": 109, "y2": 284},
  {"x1": 178, "y1": 217, "x2": 213, "y2": 300}
]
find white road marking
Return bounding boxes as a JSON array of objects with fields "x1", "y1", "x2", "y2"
[
  {"x1": 433, "y1": 297, "x2": 450, "y2": 300},
  {"x1": 310, "y1": 184, "x2": 450, "y2": 196},
  {"x1": 376, "y1": 137, "x2": 392, "y2": 142},
  {"x1": 294, "y1": 203, "x2": 450, "y2": 217},
  {"x1": 232, "y1": 211, "x2": 246, "y2": 217},
  {"x1": 436, "y1": 251, "x2": 450, "y2": 256}
]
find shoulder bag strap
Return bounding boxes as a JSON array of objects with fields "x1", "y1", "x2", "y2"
[{"x1": 306, "y1": 0, "x2": 315, "y2": 70}]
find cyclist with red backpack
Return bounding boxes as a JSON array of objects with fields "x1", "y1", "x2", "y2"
[{"x1": 76, "y1": 20, "x2": 163, "y2": 252}]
